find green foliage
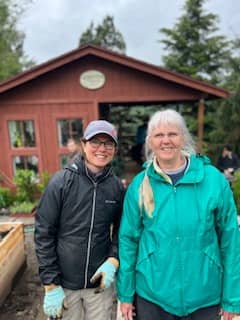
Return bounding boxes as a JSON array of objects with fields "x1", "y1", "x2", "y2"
[
  {"x1": 232, "y1": 171, "x2": 240, "y2": 215},
  {"x1": 13, "y1": 169, "x2": 39, "y2": 203},
  {"x1": 38, "y1": 171, "x2": 51, "y2": 193},
  {"x1": 159, "y1": 0, "x2": 230, "y2": 82},
  {"x1": 0, "y1": 186, "x2": 14, "y2": 208},
  {"x1": 158, "y1": 0, "x2": 233, "y2": 157},
  {"x1": 209, "y1": 39, "x2": 240, "y2": 158},
  {"x1": 79, "y1": 15, "x2": 126, "y2": 54},
  {"x1": 0, "y1": 170, "x2": 51, "y2": 213},
  {"x1": 0, "y1": 0, "x2": 34, "y2": 81},
  {"x1": 10, "y1": 201, "x2": 35, "y2": 214}
]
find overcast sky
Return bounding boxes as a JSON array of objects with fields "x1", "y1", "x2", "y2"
[{"x1": 19, "y1": 0, "x2": 240, "y2": 66}]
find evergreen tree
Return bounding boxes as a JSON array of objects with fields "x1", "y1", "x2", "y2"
[
  {"x1": 210, "y1": 39, "x2": 240, "y2": 159},
  {"x1": 0, "y1": 0, "x2": 34, "y2": 81},
  {"x1": 159, "y1": 0, "x2": 229, "y2": 83},
  {"x1": 158, "y1": 0, "x2": 231, "y2": 153},
  {"x1": 79, "y1": 15, "x2": 126, "y2": 54}
]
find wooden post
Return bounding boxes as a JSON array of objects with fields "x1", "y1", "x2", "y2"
[{"x1": 197, "y1": 99, "x2": 204, "y2": 153}]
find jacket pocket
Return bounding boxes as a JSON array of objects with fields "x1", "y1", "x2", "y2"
[
  {"x1": 196, "y1": 245, "x2": 223, "y2": 300},
  {"x1": 136, "y1": 248, "x2": 155, "y2": 268},
  {"x1": 203, "y1": 245, "x2": 223, "y2": 273}
]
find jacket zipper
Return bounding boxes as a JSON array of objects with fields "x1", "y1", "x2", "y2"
[
  {"x1": 84, "y1": 176, "x2": 97, "y2": 288},
  {"x1": 173, "y1": 184, "x2": 185, "y2": 314},
  {"x1": 83, "y1": 166, "x2": 112, "y2": 288}
]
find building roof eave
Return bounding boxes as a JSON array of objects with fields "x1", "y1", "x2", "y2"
[{"x1": 0, "y1": 44, "x2": 229, "y2": 99}]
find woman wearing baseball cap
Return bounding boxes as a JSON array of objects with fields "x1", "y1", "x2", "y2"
[{"x1": 35, "y1": 120, "x2": 125, "y2": 320}]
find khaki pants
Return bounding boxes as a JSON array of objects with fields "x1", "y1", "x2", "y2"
[{"x1": 62, "y1": 285, "x2": 115, "y2": 320}]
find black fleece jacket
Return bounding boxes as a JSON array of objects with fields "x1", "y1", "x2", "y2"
[{"x1": 34, "y1": 158, "x2": 125, "y2": 290}]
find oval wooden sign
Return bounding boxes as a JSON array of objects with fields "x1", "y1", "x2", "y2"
[{"x1": 80, "y1": 70, "x2": 106, "y2": 90}]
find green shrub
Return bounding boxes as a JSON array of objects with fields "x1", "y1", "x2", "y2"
[
  {"x1": 10, "y1": 201, "x2": 36, "y2": 214},
  {"x1": 14, "y1": 169, "x2": 39, "y2": 203},
  {"x1": 38, "y1": 171, "x2": 51, "y2": 193},
  {"x1": 232, "y1": 170, "x2": 240, "y2": 215},
  {"x1": 0, "y1": 187, "x2": 14, "y2": 208}
]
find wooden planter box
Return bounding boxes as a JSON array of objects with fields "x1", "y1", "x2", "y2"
[{"x1": 0, "y1": 222, "x2": 26, "y2": 306}]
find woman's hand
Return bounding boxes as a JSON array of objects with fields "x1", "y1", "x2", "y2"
[
  {"x1": 120, "y1": 302, "x2": 135, "y2": 320},
  {"x1": 221, "y1": 309, "x2": 239, "y2": 320}
]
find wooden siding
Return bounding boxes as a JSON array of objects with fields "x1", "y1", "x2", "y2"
[
  {"x1": 0, "y1": 102, "x2": 96, "y2": 179},
  {"x1": 0, "y1": 56, "x2": 204, "y2": 104},
  {"x1": 0, "y1": 45, "x2": 229, "y2": 183}
]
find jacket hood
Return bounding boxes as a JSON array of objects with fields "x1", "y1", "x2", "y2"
[
  {"x1": 181, "y1": 154, "x2": 211, "y2": 184},
  {"x1": 64, "y1": 156, "x2": 85, "y2": 174},
  {"x1": 147, "y1": 154, "x2": 212, "y2": 184}
]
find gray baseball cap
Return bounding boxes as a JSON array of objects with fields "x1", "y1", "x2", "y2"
[{"x1": 83, "y1": 120, "x2": 118, "y2": 144}]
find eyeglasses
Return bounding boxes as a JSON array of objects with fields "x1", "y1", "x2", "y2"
[
  {"x1": 88, "y1": 138, "x2": 116, "y2": 150},
  {"x1": 153, "y1": 132, "x2": 180, "y2": 139}
]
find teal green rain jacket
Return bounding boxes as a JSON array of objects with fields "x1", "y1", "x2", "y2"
[{"x1": 117, "y1": 155, "x2": 240, "y2": 316}]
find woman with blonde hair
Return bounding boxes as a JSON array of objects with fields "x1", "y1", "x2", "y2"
[{"x1": 117, "y1": 109, "x2": 240, "y2": 320}]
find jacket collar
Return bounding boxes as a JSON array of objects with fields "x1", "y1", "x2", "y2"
[
  {"x1": 147, "y1": 154, "x2": 211, "y2": 184},
  {"x1": 65, "y1": 156, "x2": 113, "y2": 180}
]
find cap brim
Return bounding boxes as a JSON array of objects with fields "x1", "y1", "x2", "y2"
[{"x1": 85, "y1": 131, "x2": 118, "y2": 144}]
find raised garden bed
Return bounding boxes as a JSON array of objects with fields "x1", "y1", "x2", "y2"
[{"x1": 0, "y1": 222, "x2": 26, "y2": 306}]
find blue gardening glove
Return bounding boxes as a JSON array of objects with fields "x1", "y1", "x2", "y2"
[
  {"x1": 90, "y1": 257, "x2": 119, "y2": 290},
  {"x1": 43, "y1": 285, "x2": 66, "y2": 318}
]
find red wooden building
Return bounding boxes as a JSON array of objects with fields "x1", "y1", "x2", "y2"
[{"x1": 0, "y1": 45, "x2": 228, "y2": 186}]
